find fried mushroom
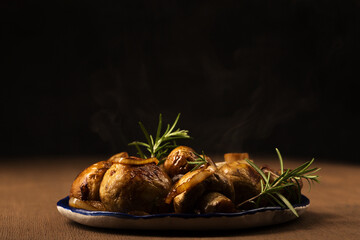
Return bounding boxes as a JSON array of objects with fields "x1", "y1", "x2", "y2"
[
  {"x1": 167, "y1": 165, "x2": 235, "y2": 213},
  {"x1": 196, "y1": 192, "x2": 236, "y2": 213},
  {"x1": 262, "y1": 166, "x2": 304, "y2": 204},
  {"x1": 219, "y1": 159, "x2": 262, "y2": 205},
  {"x1": 99, "y1": 161, "x2": 172, "y2": 214},
  {"x1": 163, "y1": 146, "x2": 198, "y2": 180},
  {"x1": 69, "y1": 152, "x2": 129, "y2": 210}
]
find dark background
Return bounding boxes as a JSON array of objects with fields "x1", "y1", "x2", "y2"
[{"x1": 1, "y1": 0, "x2": 359, "y2": 162}]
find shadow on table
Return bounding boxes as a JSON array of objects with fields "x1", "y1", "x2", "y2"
[{"x1": 68, "y1": 210, "x2": 337, "y2": 237}]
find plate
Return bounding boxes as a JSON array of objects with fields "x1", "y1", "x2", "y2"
[{"x1": 57, "y1": 195, "x2": 309, "y2": 230}]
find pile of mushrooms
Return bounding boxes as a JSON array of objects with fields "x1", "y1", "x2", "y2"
[{"x1": 69, "y1": 146, "x2": 301, "y2": 215}]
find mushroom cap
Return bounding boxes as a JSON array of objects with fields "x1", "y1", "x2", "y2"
[
  {"x1": 164, "y1": 146, "x2": 198, "y2": 178},
  {"x1": 171, "y1": 168, "x2": 235, "y2": 213},
  {"x1": 70, "y1": 160, "x2": 112, "y2": 201},
  {"x1": 100, "y1": 163, "x2": 172, "y2": 213},
  {"x1": 219, "y1": 160, "x2": 262, "y2": 204}
]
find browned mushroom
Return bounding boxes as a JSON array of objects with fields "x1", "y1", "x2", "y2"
[
  {"x1": 219, "y1": 159, "x2": 262, "y2": 205},
  {"x1": 99, "y1": 158, "x2": 172, "y2": 214},
  {"x1": 163, "y1": 146, "x2": 199, "y2": 180},
  {"x1": 166, "y1": 164, "x2": 235, "y2": 213},
  {"x1": 262, "y1": 166, "x2": 304, "y2": 204},
  {"x1": 196, "y1": 192, "x2": 236, "y2": 214},
  {"x1": 69, "y1": 152, "x2": 129, "y2": 210}
]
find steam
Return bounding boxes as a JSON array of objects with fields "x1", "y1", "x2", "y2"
[{"x1": 89, "y1": 24, "x2": 317, "y2": 156}]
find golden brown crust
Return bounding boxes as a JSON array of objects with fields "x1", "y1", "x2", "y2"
[
  {"x1": 69, "y1": 152, "x2": 128, "y2": 201},
  {"x1": 219, "y1": 160, "x2": 261, "y2": 204},
  {"x1": 69, "y1": 197, "x2": 107, "y2": 211},
  {"x1": 69, "y1": 160, "x2": 112, "y2": 201},
  {"x1": 172, "y1": 169, "x2": 235, "y2": 213},
  {"x1": 112, "y1": 156, "x2": 159, "y2": 165},
  {"x1": 108, "y1": 152, "x2": 129, "y2": 163},
  {"x1": 99, "y1": 163, "x2": 172, "y2": 213},
  {"x1": 164, "y1": 146, "x2": 198, "y2": 178}
]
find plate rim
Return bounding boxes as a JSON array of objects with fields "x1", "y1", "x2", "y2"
[{"x1": 57, "y1": 195, "x2": 310, "y2": 219}]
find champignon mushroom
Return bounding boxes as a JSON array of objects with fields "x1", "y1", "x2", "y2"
[
  {"x1": 69, "y1": 152, "x2": 129, "y2": 210},
  {"x1": 166, "y1": 164, "x2": 235, "y2": 213},
  {"x1": 219, "y1": 159, "x2": 262, "y2": 205},
  {"x1": 99, "y1": 159, "x2": 172, "y2": 214},
  {"x1": 196, "y1": 192, "x2": 236, "y2": 214},
  {"x1": 261, "y1": 166, "x2": 303, "y2": 205},
  {"x1": 163, "y1": 146, "x2": 199, "y2": 180}
]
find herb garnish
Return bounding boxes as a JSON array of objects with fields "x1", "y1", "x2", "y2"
[
  {"x1": 128, "y1": 113, "x2": 190, "y2": 162},
  {"x1": 187, "y1": 151, "x2": 209, "y2": 171},
  {"x1": 237, "y1": 148, "x2": 320, "y2": 217}
]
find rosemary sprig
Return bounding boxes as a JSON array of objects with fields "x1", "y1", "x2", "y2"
[
  {"x1": 238, "y1": 148, "x2": 320, "y2": 217},
  {"x1": 187, "y1": 151, "x2": 208, "y2": 171},
  {"x1": 128, "y1": 113, "x2": 191, "y2": 161}
]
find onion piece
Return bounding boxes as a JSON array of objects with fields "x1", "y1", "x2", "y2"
[
  {"x1": 69, "y1": 197, "x2": 99, "y2": 211},
  {"x1": 165, "y1": 165, "x2": 216, "y2": 204},
  {"x1": 112, "y1": 156, "x2": 159, "y2": 165},
  {"x1": 108, "y1": 152, "x2": 129, "y2": 163},
  {"x1": 224, "y1": 153, "x2": 249, "y2": 163}
]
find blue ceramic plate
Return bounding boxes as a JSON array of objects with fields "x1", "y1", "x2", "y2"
[{"x1": 57, "y1": 195, "x2": 309, "y2": 230}]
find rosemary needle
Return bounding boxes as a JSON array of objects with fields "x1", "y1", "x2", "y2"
[
  {"x1": 128, "y1": 113, "x2": 190, "y2": 162},
  {"x1": 238, "y1": 148, "x2": 320, "y2": 217},
  {"x1": 188, "y1": 151, "x2": 208, "y2": 171}
]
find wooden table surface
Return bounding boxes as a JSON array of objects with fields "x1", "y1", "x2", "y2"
[{"x1": 1, "y1": 155, "x2": 359, "y2": 240}]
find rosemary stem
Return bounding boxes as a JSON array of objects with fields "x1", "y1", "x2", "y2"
[{"x1": 236, "y1": 193, "x2": 263, "y2": 208}]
